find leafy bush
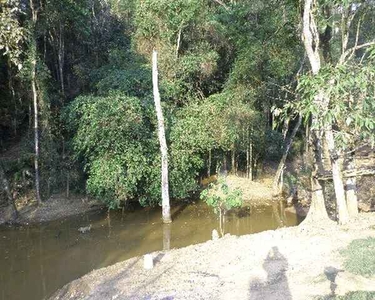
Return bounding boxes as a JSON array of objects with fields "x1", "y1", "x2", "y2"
[{"x1": 200, "y1": 176, "x2": 243, "y2": 213}]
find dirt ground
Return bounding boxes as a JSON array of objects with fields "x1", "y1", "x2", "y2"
[
  {"x1": 51, "y1": 213, "x2": 375, "y2": 300},
  {"x1": 202, "y1": 174, "x2": 276, "y2": 206},
  {"x1": 13, "y1": 194, "x2": 104, "y2": 225}
]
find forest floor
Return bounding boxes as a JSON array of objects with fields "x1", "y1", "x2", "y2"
[
  {"x1": 13, "y1": 194, "x2": 104, "y2": 225},
  {"x1": 52, "y1": 213, "x2": 375, "y2": 300}
]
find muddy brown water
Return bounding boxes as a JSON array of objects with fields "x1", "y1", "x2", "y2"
[{"x1": 0, "y1": 201, "x2": 302, "y2": 300}]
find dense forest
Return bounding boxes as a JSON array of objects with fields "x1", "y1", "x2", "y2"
[{"x1": 1, "y1": 0, "x2": 375, "y2": 225}]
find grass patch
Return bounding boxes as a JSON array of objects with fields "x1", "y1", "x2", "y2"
[
  {"x1": 340, "y1": 237, "x2": 375, "y2": 277},
  {"x1": 337, "y1": 291, "x2": 375, "y2": 300},
  {"x1": 316, "y1": 291, "x2": 375, "y2": 300}
]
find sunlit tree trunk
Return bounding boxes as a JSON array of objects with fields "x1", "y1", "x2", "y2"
[
  {"x1": 325, "y1": 126, "x2": 349, "y2": 224},
  {"x1": 152, "y1": 50, "x2": 171, "y2": 224},
  {"x1": 304, "y1": 127, "x2": 329, "y2": 223},
  {"x1": 344, "y1": 153, "x2": 358, "y2": 217},
  {"x1": 30, "y1": 0, "x2": 42, "y2": 205}
]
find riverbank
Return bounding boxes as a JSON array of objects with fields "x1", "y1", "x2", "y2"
[
  {"x1": 52, "y1": 213, "x2": 375, "y2": 300},
  {"x1": 0, "y1": 194, "x2": 104, "y2": 225}
]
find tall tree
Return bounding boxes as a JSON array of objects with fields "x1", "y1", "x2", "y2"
[
  {"x1": 152, "y1": 50, "x2": 171, "y2": 223},
  {"x1": 30, "y1": 0, "x2": 42, "y2": 205}
]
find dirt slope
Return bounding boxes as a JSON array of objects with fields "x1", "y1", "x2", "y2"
[{"x1": 52, "y1": 213, "x2": 375, "y2": 300}]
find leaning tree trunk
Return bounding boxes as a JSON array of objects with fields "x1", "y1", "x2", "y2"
[
  {"x1": 344, "y1": 152, "x2": 358, "y2": 217},
  {"x1": 325, "y1": 127, "x2": 349, "y2": 224},
  {"x1": 0, "y1": 161, "x2": 18, "y2": 220},
  {"x1": 273, "y1": 114, "x2": 302, "y2": 196},
  {"x1": 152, "y1": 50, "x2": 171, "y2": 224}
]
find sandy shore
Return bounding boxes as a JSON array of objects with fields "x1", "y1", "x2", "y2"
[{"x1": 51, "y1": 213, "x2": 375, "y2": 300}]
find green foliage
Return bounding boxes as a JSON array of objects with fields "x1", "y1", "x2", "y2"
[
  {"x1": 200, "y1": 177, "x2": 243, "y2": 213},
  {"x1": 340, "y1": 237, "x2": 375, "y2": 277},
  {"x1": 0, "y1": 0, "x2": 25, "y2": 67},
  {"x1": 65, "y1": 91, "x2": 203, "y2": 207},
  {"x1": 66, "y1": 91, "x2": 154, "y2": 206},
  {"x1": 296, "y1": 63, "x2": 375, "y2": 149}
]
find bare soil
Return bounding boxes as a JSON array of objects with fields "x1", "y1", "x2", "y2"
[
  {"x1": 202, "y1": 174, "x2": 276, "y2": 206},
  {"x1": 51, "y1": 213, "x2": 375, "y2": 300},
  {"x1": 14, "y1": 194, "x2": 104, "y2": 225}
]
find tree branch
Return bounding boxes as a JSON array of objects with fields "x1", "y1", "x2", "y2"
[
  {"x1": 340, "y1": 40, "x2": 375, "y2": 64},
  {"x1": 212, "y1": 0, "x2": 229, "y2": 11}
]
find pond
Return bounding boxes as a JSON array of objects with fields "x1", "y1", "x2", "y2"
[{"x1": 0, "y1": 200, "x2": 302, "y2": 300}]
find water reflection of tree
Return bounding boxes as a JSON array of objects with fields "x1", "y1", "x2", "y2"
[
  {"x1": 249, "y1": 247, "x2": 291, "y2": 300},
  {"x1": 163, "y1": 223, "x2": 171, "y2": 251},
  {"x1": 272, "y1": 201, "x2": 288, "y2": 228}
]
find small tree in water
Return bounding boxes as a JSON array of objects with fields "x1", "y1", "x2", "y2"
[{"x1": 200, "y1": 177, "x2": 243, "y2": 237}]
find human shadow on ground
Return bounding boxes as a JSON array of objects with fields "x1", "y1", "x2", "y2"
[{"x1": 249, "y1": 246, "x2": 292, "y2": 300}]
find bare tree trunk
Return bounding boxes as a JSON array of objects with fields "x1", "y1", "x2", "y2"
[
  {"x1": 249, "y1": 139, "x2": 253, "y2": 181},
  {"x1": 175, "y1": 27, "x2": 182, "y2": 59},
  {"x1": 223, "y1": 152, "x2": 227, "y2": 174},
  {"x1": 58, "y1": 22, "x2": 65, "y2": 96},
  {"x1": 246, "y1": 144, "x2": 250, "y2": 179},
  {"x1": 66, "y1": 172, "x2": 70, "y2": 199},
  {"x1": 208, "y1": 149, "x2": 211, "y2": 177},
  {"x1": 30, "y1": 0, "x2": 42, "y2": 205},
  {"x1": 32, "y1": 53, "x2": 42, "y2": 205},
  {"x1": 344, "y1": 153, "x2": 358, "y2": 217},
  {"x1": 325, "y1": 128, "x2": 349, "y2": 224},
  {"x1": 273, "y1": 114, "x2": 302, "y2": 196},
  {"x1": 152, "y1": 50, "x2": 171, "y2": 224},
  {"x1": 282, "y1": 117, "x2": 290, "y2": 141},
  {"x1": 231, "y1": 145, "x2": 236, "y2": 175}
]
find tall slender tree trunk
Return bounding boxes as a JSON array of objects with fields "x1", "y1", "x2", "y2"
[
  {"x1": 152, "y1": 50, "x2": 171, "y2": 224},
  {"x1": 231, "y1": 145, "x2": 236, "y2": 175},
  {"x1": 207, "y1": 149, "x2": 212, "y2": 177},
  {"x1": 249, "y1": 139, "x2": 253, "y2": 181},
  {"x1": 246, "y1": 144, "x2": 250, "y2": 179},
  {"x1": 30, "y1": 0, "x2": 42, "y2": 205},
  {"x1": 273, "y1": 114, "x2": 302, "y2": 196},
  {"x1": 58, "y1": 22, "x2": 65, "y2": 96},
  {"x1": 32, "y1": 56, "x2": 42, "y2": 205}
]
